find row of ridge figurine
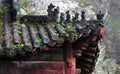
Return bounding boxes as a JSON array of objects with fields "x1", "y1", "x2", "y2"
[{"x1": 47, "y1": 3, "x2": 104, "y2": 23}]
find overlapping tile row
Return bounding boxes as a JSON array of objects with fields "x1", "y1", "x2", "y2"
[{"x1": 0, "y1": 14, "x2": 104, "y2": 57}]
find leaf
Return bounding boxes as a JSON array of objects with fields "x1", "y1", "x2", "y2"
[
  {"x1": 0, "y1": 22, "x2": 3, "y2": 26},
  {"x1": 10, "y1": 45, "x2": 17, "y2": 50},
  {"x1": 18, "y1": 6, "x2": 23, "y2": 11},
  {"x1": 21, "y1": 44, "x2": 24, "y2": 47},
  {"x1": 38, "y1": 38, "x2": 43, "y2": 44},
  {"x1": 17, "y1": 44, "x2": 24, "y2": 49},
  {"x1": 2, "y1": 32, "x2": 7, "y2": 35},
  {"x1": 74, "y1": 34, "x2": 78, "y2": 40},
  {"x1": 66, "y1": 33, "x2": 69, "y2": 37},
  {"x1": 61, "y1": 21, "x2": 65, "y2": 27},
  {"x1": 18, "y1": 31, "x2": 22, "y2": 35},
  {"x1": 57, "y1": 33, "x2": 60, "y2": 37}
]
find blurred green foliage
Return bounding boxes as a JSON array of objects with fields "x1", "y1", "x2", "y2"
[
  {"x1": 108, "y1": 17, "x2": 118, "y2": 26},
  {"x1": 0, "y1": 6, "x2": 8, "y2": 15}
]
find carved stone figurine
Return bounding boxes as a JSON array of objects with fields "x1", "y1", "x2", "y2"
[
  {"x1": 47, "y1": 3, "x2": 59, "y2": 22},
  {"x1": 53, "y1": 6, "x2": 59, "y2": 21},
  {"x1": 12, "y1": 8, "x2": 17, "y2": 21},
  {"x1": 72, "y1": 12, "x2": 79, "y2": 22},
  {"x1": 47, "y1": 3, "x2": 55, "y2": 17},
  {"x1": 60, "y1": 12, "x2": 65, "y2": 23},
  {"x1": 96, "y1": 11, "x2": 104, "y2": 20},
  {"x1": 81, "y1": 11, "x2": 85, "y2": 20},
  {"x1": 66, "y1": 11, "x2": 71, "y2": 23}
]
